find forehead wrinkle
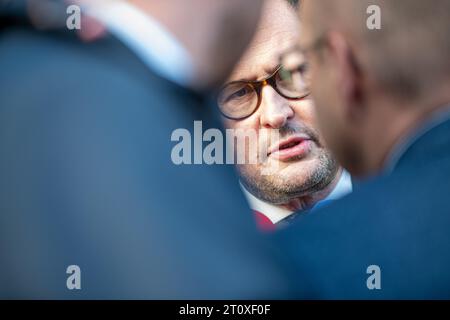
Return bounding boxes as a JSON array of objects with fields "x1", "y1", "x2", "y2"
[
  {"x1": 226, "y1": 0, "x2": 300, "y2": 82},
  {"x1": 229, "y1": 30, "x2": 299, "y2": 82}
]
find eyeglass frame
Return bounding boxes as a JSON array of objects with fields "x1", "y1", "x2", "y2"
[{"x1": 218, "y1": 64, "x2": 310, "y2": 121}]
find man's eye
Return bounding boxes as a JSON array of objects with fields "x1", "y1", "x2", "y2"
[
  {"x1": 227, "y1": 87, "x2": 251, "y2": 101},
  {"x1": 277, "y1": 63, "x2": 310, "y2": 83},
  {"x1": 298, "y1": 63, "x2": 309, "y2": 74},
  {"x1": 279, "y1": 69, "x2": 292, "y2": 80}
]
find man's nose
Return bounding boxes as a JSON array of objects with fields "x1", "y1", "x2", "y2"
[{"x1": 259, "y1": 84, "x2": 294, "y2": 129}]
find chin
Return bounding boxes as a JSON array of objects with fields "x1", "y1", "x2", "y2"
[{"x1": 276, "y1": 156, "x2": 321, "y2": 174}]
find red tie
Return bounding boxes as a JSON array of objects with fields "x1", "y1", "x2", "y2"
[{"x1": 253, "y1": 210, "x2": 276, "y2": 232}]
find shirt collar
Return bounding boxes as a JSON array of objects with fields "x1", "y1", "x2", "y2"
[
  {"x1": 240, "y1": 184, "x2": 292, "y2": 224},
  {"x1": 324, "y1": 169, "x2": 353, "y2": 201},
  {"x1": 240, "y1": 170, "x2": 352, "y2": 224},
  {"x1": 83, "y1": 0, "x2": 194, "y2": 87},
  {"x1": 384, "y1": 103, "x2": 450, "y2": 174}
]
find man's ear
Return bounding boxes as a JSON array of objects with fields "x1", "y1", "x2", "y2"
[{"x1": 326, "y1": 31, "x2": 365, "y2": 123}]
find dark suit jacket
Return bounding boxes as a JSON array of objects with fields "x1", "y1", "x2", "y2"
[
  {"x1": 0, "y1": 2, "x2": 293, "y2": 299},
  {"x1": 275, "y1": 111, "x2": 450, "y2": 299}
]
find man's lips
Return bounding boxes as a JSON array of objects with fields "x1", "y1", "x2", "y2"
[{"x1": 267, "y1": 135, "x2": 313, "y2": 161}]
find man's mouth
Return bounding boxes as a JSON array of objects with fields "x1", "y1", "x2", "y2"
[{"x1": 267, "y1": 135, "x2": 313, "y2": 161}]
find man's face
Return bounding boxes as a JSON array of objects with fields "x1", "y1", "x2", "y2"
[
  {"x1": 221, "y1": 0, "x2": 339, "y2": 204},
  {"x1": 299, "y1": 0, "x2": 357, "y2": 172}
]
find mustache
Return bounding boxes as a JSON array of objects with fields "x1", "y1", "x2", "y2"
[{"x1": 269, "y1": 124, "x2": 321, "y2": 146}]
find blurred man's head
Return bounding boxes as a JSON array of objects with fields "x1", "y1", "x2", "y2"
[
  {"x1": 129, "y1": 0, "x2": 264, "y2": 90},
  {"x1": 219, "y1": 0, "x2": 340, "y2": 208},
  {"x1": 300, "y1": 0, "x2": 450, "y2": 177}
]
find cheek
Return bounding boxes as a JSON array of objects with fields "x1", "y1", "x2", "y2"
[
  {"x1": 300, "y1": 100, "x2": 328, "y2": 144},
  {"x1": 222, "y1": 115, "x2": 262, "y2": 161},
  {"x1": 316, "y1": 102, "x2": 348, "y2": 161},
  {"x1": 307, "y1": 62, "x2": 352, "y2": 162},
  {"x1": 222, "y1": 116, "x2": 243, "y2": 129},
  {"x1": 310, "y1": 94, "x2": 335, "y2": 144},
  {"x1": 222, "y1": 113, "x2": 260, "y2": 131},
  {"x1": 290, "y1": 99, "x2": 315, "y2": 124},
  {"x1": 309, "y1": 60, "x2": 335, "y2": 105},
  {"x1": 307, "y1": 66, "x2": 338, "y2": 141}
]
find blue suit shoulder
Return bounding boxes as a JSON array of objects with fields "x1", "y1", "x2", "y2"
[
  {"x1": 275, "y1": 116, "x2": 450, "y2": 299},
  {"x1": 0, "y1": 20, "x2": 293, "y2": 298}
]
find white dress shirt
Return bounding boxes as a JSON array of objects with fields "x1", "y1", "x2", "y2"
[
  {"x1": 82, "y1": 0, "x2": 194, "y2": 87},
  {"x1": 241, "y1": 170, "x2": 353, "y2": 224}
]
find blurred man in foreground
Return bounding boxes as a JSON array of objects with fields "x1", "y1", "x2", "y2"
[
  {"x1": 0, "y1": 0, "x2": 293, "y2": 298},
  {"x1": 276, "y1": 0, "x2": 450, "y2": 298},
  {"x1": 218, "y1": 0, "x2": 351, "y2": 231}
]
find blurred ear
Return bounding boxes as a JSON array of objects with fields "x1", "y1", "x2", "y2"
[{"x1": 326, "y1": 31, "x2": 365, "y2": 124}]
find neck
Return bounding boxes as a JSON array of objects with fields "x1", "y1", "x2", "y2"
[{"x1": 361, "y1": 89, "x2": 450, "y2": 176}]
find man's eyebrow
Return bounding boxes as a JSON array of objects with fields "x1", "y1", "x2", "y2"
[
  {"x1": 225, "y1": 63, "x2": 281, "y2": 84},
  {"x1": 262, "y1": 64, "x2": 281, "y2": 78},
  {"x1": 225, "y1": 74, "x2": 259, "y2": 84}
]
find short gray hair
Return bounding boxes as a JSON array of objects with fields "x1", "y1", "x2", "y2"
[{"x1": 315, "y1": 0, "x2": 450, "y2": 99}]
